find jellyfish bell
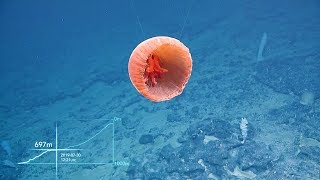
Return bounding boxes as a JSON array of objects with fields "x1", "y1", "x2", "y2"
[{"x1": 128, "y1": 36, "x2": 192, "y2": 102}]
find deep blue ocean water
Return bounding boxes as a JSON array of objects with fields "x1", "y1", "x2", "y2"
[{"x1": 0, "y1": 0, "x2": 319, "y2": 179}]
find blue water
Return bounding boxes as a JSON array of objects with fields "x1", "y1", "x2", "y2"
[{"x1": 1, "y1": 0, "x2": 319, "y2": 179}]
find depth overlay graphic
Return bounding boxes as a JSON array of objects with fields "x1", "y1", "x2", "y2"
[{"x1": 17, "y1": 117, "x2": 128, "y2": 179}]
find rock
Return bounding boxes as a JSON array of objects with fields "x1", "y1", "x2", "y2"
[
  {"x1": 0, "y1": 141, "x2": 11, "y2": 157},
  {"x1": 237, "y1": 142, "x2": 279, "y2": 173},
  {"x1": 298, "y1": 146, "x2": 320, "y2": 163},
  {"x1": 139, "y1": 134, "x2": 154, "y2": 144},
  {"x1": 186, "y1": 118, "x2": 234, "y2": 140},
  {"x1": 167, "y1": 113, "x2": 183, "y2": 122},
  {"x1": 2, "y1": 160, "x2": 16, "y2": 168},
  {"x1": 159, "y1": 145, "x2": 175, "y2": 161},
  {"x1": 255, "y1": 54, "x2": 320, "y2": 98},
  {"x1": 121, "y1": 116, "x2": 140, "y2": 130}
]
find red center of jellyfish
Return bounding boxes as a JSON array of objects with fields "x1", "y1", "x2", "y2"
[{"x1": 144, "y1": 53, "x2": 168, "y2": 87}]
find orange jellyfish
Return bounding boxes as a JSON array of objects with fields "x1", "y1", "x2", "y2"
[{"x1": 128, "y1": 36, "x2": 192, "y2": 102}]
